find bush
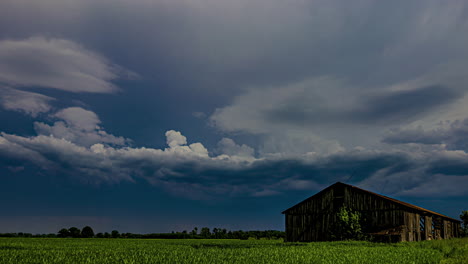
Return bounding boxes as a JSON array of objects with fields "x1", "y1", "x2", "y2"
[
  {"x1": 331, "y1": 206, "x2": 365, "y2": 241},
  {"x1": 460, "y1": 210, "x2": 468, "y2": 237}
]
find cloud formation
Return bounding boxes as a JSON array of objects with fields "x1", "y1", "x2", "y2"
[
  {"x1": 0, "y1": 0, "x2": 467, "y2": 203},
  {"x1": 0, "y1": 86, "x2": 54, "y2": 117},
  {"x1": 1, "y1": 125, "x2": 467, "y2": 199},
  {"x1": 0, "y1": 37, "x2": 134, "y2": 93}
]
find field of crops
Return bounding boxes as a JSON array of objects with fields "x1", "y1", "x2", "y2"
[{"x1": 0, "y1": 237, "x2": 467, "y2": 263}]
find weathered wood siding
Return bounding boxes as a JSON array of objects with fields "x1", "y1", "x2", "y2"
[{"x1": 285, "y1": 187, "x2": 335, "y2": 241}]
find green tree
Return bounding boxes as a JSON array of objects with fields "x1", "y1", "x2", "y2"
[
  {"x1": 200, "y1": 227, "x2": 211, "y2": 238},
  {"x1": 58, "y1": 228, "x2": 70, "y2": 238},
  {"x1": 111, "y1": 230, "x2": 120, "y2": 238},
  {"x1": 212, "y1": 228, "x2": 219, "y2": 238},
  {"x1": 68, "y1": 227, "x2": 81, "y2": 238},
  {"x1": 190, "y1": 227, "x2": 198, "y2": 236},
  {"x1": 460, "y1": 210, "x2": 468, "y2": 237},
  {"x1": 331, "y1": 206, "x2": 364, "y2": 240},
  {"x1": 81, "y1": 226, "x2": 95, "y2": 238}
]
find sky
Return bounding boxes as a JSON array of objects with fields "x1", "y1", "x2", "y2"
[{"x1": 0, "y1": 0, "x2": 467, "y2": 234}]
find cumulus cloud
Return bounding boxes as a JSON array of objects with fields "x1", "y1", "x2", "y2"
[
  {"x1": 0, "y1": 36, "x2": 135, "y2": 93},
  {"x1": 34, "y1": 107, "x2": 128, "y2": 147},
  {"x1": 165, "y1": 130, "x2": 187, "y2": 148},
  {"x1": 163, "y1": 130, "x2": 208, "y2": 157},
  {"x1": 0, "y1": 86, "x2": 54, "y2": 117}
]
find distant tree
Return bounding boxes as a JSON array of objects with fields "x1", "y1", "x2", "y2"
[
  {"x1": 58, "y1": 228, "x2": 70, "y2": 238},
  {"x1": 96, "y1": 233, "x2": 104, "y2": 238},
  {"x1": 212, "y1": 228, "x2": 219, "y2": 238},
  {"x1": 190, "y1": 227, "x2": 198, "y2": 236},
  {"x1": 111, "y1": 230, "x2": 120, "y2": 238},
  {"x1": 68, "y1": 227, "x2": 81, "y2": 238},
  {"x1": 460, "y1": 210, "x2": 468, "y2": 237},
  {"x1": 200, "y1": 227, "x2": 211, "y2": 238},
  {"x1": 103, "y1": 232, "x2": 111, "y2": 238},
  {"x1": 81, "y1": 226, "x2": 95, "y2": 238}
]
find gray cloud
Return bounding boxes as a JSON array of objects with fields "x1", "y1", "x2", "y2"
[
  {"x1": 0, "y1": 86, "x2": 55, "y2": 117},
  {"x1": 383, "y1": 118, "x2": 468, "y2": 151},
  {"x1": 217, "y1": 138, "x2": 254, "y2": 159},
  {"x1": 0, "y1": 37, "x2": 135, "y2": 93}
]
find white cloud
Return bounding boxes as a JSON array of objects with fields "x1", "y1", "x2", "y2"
[
  {"x1": 165, "y1": 130, "x2": 187, "y2": 148},
  {"x1": 0, "y1": 36, "x2": 135, "y2": 93},
  {"x1": 164, "y1": 130, "x2": 209, "y2": 158},
  {"x1": 34, "y1": 107, "x2": 128, "y2": 147},
  {"x1": 0, "y1": 86, "x2": 55, "y2": 117}
]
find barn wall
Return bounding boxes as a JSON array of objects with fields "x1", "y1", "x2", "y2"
[
  {"x1": 286, "y1": 187, "x2": 335, "y2": 215},
  {"x1": 285, "y1": 187, "x2": 335, "y2": 242}
]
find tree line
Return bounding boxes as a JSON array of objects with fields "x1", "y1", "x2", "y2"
[
  {"x1": 1, "y1": 210, "x2": 466, "y2": 239},
  {"x1": 0, "y1": 226, "x2": 285, "y2": 240}
]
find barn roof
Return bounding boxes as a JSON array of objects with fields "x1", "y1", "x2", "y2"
[{"x1": 282, "y1": 182, "x2": 460, "y2": 222}]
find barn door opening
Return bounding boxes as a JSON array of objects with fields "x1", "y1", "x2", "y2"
[{"x1": 419, "y1": 216, "x2": 425, "y2": 240}]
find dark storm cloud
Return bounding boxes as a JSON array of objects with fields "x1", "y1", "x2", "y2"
[
  {"x1": 357, "y1": 85, "x2": 460, "y2": 124},
  {"x1": 1, "y1": 0, "x2": 467, "y2": 94},
  {"x1": 266, "y1": 85, "x2": 460, "y2": 126}
]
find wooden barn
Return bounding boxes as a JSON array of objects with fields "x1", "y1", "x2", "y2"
[{"x1": 282, "y1": 182, "x2": 461, "y2": 242}]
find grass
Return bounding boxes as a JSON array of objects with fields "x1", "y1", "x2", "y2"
[{"x1": 0, "y1": 237, "x2": 466, "y2": 263}]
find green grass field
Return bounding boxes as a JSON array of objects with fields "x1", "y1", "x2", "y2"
[{"x1": 0, "y1": 237, "x2": 467, "y2": 263}]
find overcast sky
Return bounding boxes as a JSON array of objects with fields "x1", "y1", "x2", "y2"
[{"x1": 0, "y1": 0, "x2": 467, "y2": 233}]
